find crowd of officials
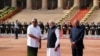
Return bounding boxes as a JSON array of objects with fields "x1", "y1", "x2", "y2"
[{"x1": 0, "y1": 20, "x2": 100, "y2": 36}]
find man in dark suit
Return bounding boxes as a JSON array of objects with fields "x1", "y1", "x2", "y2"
[{"x1": 70, "y1": 20, "x2": 85, "y2": 56}]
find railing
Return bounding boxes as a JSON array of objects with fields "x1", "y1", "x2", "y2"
[
  {"x1": 56, "y1": 6, "x2": 78, "y2": 24},
  {"x1": 81, "y1": 6, "x2": 97, "y2": 22},
  {"x1": 0, "y1": 6, "x2": 9, "y2": 13},
  {"x1": 0, "y1": 7, "x2": 21, "y2": 22}
]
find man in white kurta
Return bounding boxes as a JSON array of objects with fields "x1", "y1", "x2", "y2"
[
  {"x1": 47, "y1": 20, "x2": 60, "y2": 56},
  {"x1": 27, "y1": 19, "x2": 41, "y2": 56}
]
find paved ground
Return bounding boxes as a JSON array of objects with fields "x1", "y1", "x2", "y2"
[{"x1": 0, "y1": 36, "x2": 100, "y2": 56}]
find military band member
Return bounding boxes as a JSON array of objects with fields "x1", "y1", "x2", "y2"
[{"x1": 7, "y1": 22, "x2": 11, "y2": 34}]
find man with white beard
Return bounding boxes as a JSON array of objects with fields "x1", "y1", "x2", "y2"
[{"x1": 46, "y1": 20, "x2": 61, "y2": 56}]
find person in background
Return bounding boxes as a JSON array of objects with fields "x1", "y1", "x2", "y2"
[
  {"x1": 67, "y1": 22, "x2": 72, "y2": 34},
  {"x1": 11, "y1": 22, "x2": 14, "y2": 34},
  {"x1": 90, "y1": 22, "x2": 96, "y2": 37},
  {"x1": 38, "y1": 21, "x2": 44, "y2": 34},
  {"x1": 45, "y1": 22, "x2": 49, "y2": 33},
  {"x1": 84, "y1": 22, "x2": 90, "y2": 36},
  {"x1": 14, "y1": 20, "x2": 19, "y2": 39},
  {"x1": 96, "y1": 22, "x2": 100, "y2": 37},
  {"x1": 62, "y1": 22, "x2": 67, "y2": 38}
]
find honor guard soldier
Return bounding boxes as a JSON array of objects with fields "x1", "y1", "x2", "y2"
[
  {"x1": 1, "y1": 22, "x2": 6, "y2": 34},
  {"x1": 18, "y1": 22, "x2": 23, "y2": 34},
  {"x1": 90, "y1": 22, "x2": 96, "y2": 37},
  {"x1": 56, "y1": 23, "x2": 61, "y2": 30},
  {"x1": 0, "y1": 22, "x2": 3, "y2": 34},
  {"x1": 23, "y1": 22, "x2": 28, "y2": 34},
  {"x1": 45, "y1": 22, "x2": 49, "y2": 33},
  {"x1": 84, "y1": 22, "x2": 90, "y2": 35},
  {"x1": 14, "y1": 20, "x2": 19, "y2": 39},
  {"x1": 6, "y1": 22, "x2": 9, "y2": 34},
  {"x1": 96, "y1": 22, "x2": 100, "y2": 36},
  {"x1": 38, "y1": 21, "x2": 44, "y2": 34},
  {"x1": 0, "y1": 21, "x2": 2, "y2": 34},
  {"x1": 62, "y1": 22, "x2": 67, "y2": 38},
  {"x1": 11, "y1": 22, "x2": 14, "y2": 34},
  {"x1": 67, "y1": 22, "x2": 72, "y2": 34}
]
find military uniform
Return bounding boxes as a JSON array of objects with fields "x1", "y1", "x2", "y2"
[
  {"x1": 56, "y1": 24, "x2": 61, "y2": 30},
  {"x1": 1, "y1": 22, "x2": 6, "y2": 33},
  {"x1": 96, "y1": 22, "x2": 100, "y2": 35},
  {"x1": 23, "y1": 22, "x2": 28, "y2": 34},
  {"x1": 45, "y1": 23, "x2": 49, "y2": 33},
  {"x1": 38, "y1": 22, "x2": 44, "y2": 34},
  {"x1": 62, "y1": 23, "x2": 67, "y2": 35},
  {"x1": 90, "y1": 23, "x2": 96, "y2": 35},
  {"x1": 84, "y1": 23, "x2": 90, "y2": 35},
  {"x1": 67, "y1": 24, "x2": 72, "y2": 34},
  {"x1": 18, "y1": 22, "x2": 22, "y2": 34},
  {"x1": 0, "y1": 23, "x2": 2, "y2": 34},
  {"x1": 11, "y1": 22, "x2": 14, "y2": 34}
]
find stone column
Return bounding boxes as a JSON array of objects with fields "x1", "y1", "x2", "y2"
[
  {"x1": 73, "y1": 0, "x2": 79, "y2": 7},
  {"x1": 42, "y1": 0, "x2": 47, "y2": 9},
  {"x1": 11, "y1": 0, "x2": 16, "y2": 7},
  {"x1": 27, "y1": 0, "x2": 32, "y2": 9},
  {"x1": 93, "y1": 0, "x2": 99, "y2": 7},
  {"x1": 57, "y1": 0, "x2": 63, "y2": 9}
]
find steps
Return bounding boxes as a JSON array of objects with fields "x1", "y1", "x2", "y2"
[
  {"x1": 70, "y1": 9, "x2": 89, "y2": 23},
  {"x1": 7, "y1": 9, "x2": 68, "y2": 24},
  {"x1": 0, "y1": 7, "x2": 21, "y2": 21},
  {"x1": 86, "y1": 9, "x2": 100, "y2": 22}
]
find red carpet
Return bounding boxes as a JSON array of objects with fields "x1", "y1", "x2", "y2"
[
  {"x1": 60, "y1": 9, "x2": 89, "y2": 38},
  {"x1": 70, "y1": 9, "x2": 89, "y2": 23}
]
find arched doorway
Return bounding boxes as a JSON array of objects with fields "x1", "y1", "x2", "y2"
[
  {"x1": 4, "y1": 0, "x2": 11, "y2": 7},
  {"x1": 31, "y1": 0, "x2": 42, "y2": 10},
  {"x1": 63, "y1": 0, "x2": 74, "y2": 9},
  {"x1": 79, "y1": 0, "x2": 93, "y2": 9},
  {"x1": 0, "y1": 0, "x2": 11, "y2": 9},
  {"x1": 0, "y1": 0, "x2": 4, "y2": 9},
  {"x1": 47, "y1": 0, "x2": 57, "y2": 10},
  {"x1": 99, "y1": 0, "x2": 100, "y2": 8},
  {"x1": 16, "y1": 0, "x2": 26, "y2": 9}
]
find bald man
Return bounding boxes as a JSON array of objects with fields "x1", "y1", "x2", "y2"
[
  {"x1": 46, "y1": 20, "x2": 61, "y2": 56},
  {"x1": 70, "y1": 20, "x2": 85, "y2": 56},
  {"x1": 27, "y1": 19, "x2": 41, "y2": 56}
]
